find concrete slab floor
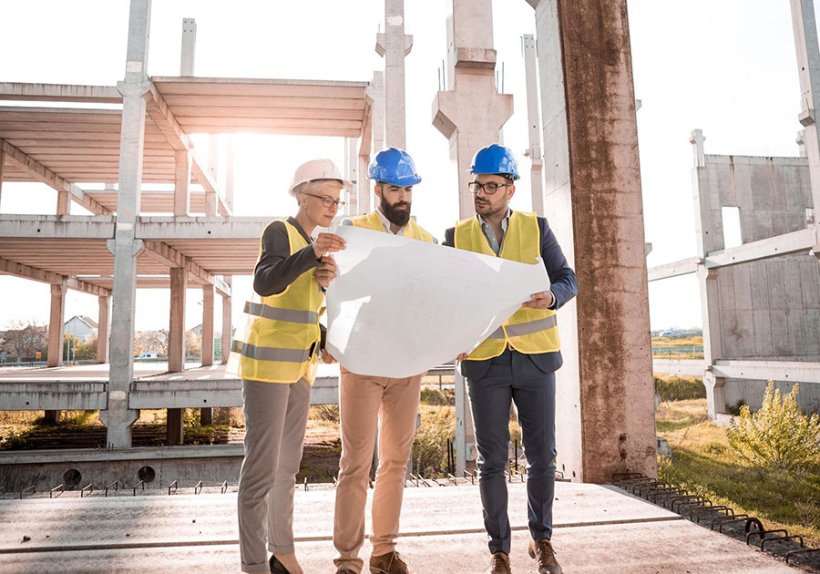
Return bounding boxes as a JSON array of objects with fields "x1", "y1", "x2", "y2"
[{"x1": 0, "y1": 482, "x2": 801, "y2": 573}]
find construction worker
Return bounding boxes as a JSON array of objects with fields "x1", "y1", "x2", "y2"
[
  {"x1": 333, "y1": 148, "x2": 435, "y2": 574},
  {"x1": 444, "y1": 144, "x2": 577, "y2": 574},
  {"x1": 230, "y1": 158, "x2": 349, "y2": 574}
]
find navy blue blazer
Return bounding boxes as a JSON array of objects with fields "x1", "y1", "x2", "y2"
[{"x1": 443, "y1": 213, "x2": 578, "y2": 380}]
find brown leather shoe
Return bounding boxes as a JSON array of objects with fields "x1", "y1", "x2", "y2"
[
  {"x1": 369, "y1": 551, "x2": 412, "y2": 574},
  {"x1": 485, "y1": 552, "x2": 511, "y2": 574},
  {"x1": 528, "y1": 539, "x2": 562, "y2": 574}
]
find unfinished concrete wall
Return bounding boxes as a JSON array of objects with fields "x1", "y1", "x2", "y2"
[{"x1": 700, "y1": 154, "x2": 820, "y2": 410}]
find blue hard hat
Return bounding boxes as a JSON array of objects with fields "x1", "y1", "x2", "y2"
[
  {"x1": 469, "y1": 144, "x2": 520, "y2": 180},
  {"x1": 367, "y1": 148, "x2": 422, "y2": 186}
]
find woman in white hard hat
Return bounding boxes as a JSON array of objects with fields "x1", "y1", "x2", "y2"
[{"x1": 230, "y1": 158, "x2": 349, "y2": 574}]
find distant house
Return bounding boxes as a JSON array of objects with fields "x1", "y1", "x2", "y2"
[{"x1": 64, "y1": 316, "x2": 98, "y2": 342}]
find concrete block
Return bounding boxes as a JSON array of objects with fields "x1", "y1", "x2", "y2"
[
  {"x1": 799, "y1": 259, "x2": 820, "y2": 308},
  {"x1": 752, "y1": 309, "x2": 773, "y2": 358},
  {"x1": 731, "y1": 264, "x2": 752, "y2": 310},
  {"x1": 764, "y1": 260, "x2": 787, "y2": 310},
  {"x1": 719, "y1": 309, "x2": 739, "y2": 357},
  {"x1": 786, "y1": 310, "x2": 808, "y2": 358},
  {"x1": 749, "y1": 163, "x2": 773, "y2": 212},
  {"x1": 717, "y1": 268, "x2": 735, "y2": 310},
  {"x1": 735, "y1": 310, "x2": 756, "y2": 357},
  {"x1": 769, "y1": 310, "x2": 792, "y2": 356}
]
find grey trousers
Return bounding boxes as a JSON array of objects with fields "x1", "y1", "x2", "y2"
[{"x1": 238, "y1": 378, "x2": 311, "y2": 573}]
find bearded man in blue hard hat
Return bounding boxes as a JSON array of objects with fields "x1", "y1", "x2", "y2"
[
  {"x1": 444, "y1": 144, "x2": 577, "y2": 574},
  {"x1": 332, "y1": 148, "x2": 435, "y2": 574}
]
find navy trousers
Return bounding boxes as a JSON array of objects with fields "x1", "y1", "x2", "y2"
[{"x1": 465, "y1": 349, "x2": 557, "y2": 554}]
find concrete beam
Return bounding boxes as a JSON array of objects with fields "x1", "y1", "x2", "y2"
[
  {"x1": 136, "y1": 216, "x2": 272, "y2": 239},
  {"x1": 0, "y1": 82, "x2": 121, "y2": 103},
  {"x1": 1, "y1": 139, "x2": 112, "y2": 215},
  {"x1": 0, "y1": 149, "x2": 4, "y2": 206},
  {"x1": 0, "y1": 214, "x2": 115, "y2": 238},
  {"x1": 0, "y1": 382, "x2": 108, "y2": 410},
  {"x1": 712, "y1": 360, "x2": 820, "y2": 382},
  {"x1": 0, "y1": 257, "x2": 111, "y2": 297},
  {"x1": 704, "y1": 227, "x2": 816, "y2": 268},
  {"x1": 652, "y1": 359, "x2": 707, "y2": 378},
  {"x1": 647, "y1": 257, "x2": 701, "y2": 281},
  {"x1": 141, "y1": 239, "x2": 231, "y2": 296},
  {"x1": 145, "y1": 83, "x2": 190, "y2": 152}
]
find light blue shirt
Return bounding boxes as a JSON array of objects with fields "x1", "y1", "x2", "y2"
[{"x1": 477, "y1": 209, "x2": 511, "y2": 256}]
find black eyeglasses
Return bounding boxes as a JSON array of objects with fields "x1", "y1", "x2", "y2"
[
  {"x1": 302, "y1": 192, "x2": 346, "y2": 208},
  {"x1": 468, "y1": 181, "x2": 511, "y2": 195}
]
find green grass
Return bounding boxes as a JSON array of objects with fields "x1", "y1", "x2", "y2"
[{"x1": 657, "y1": 399, "x2": 820, "y2": 547}]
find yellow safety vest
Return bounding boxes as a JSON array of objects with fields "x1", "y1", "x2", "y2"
[
  {"x1": 350, "y1": 210, "x2": 435, "y2": 243},
  {"x1": 228, "y1": 221, "x2": 323, "y2": 384},
  {"x1": 454, "y1": 211, "x2": 560, "y2": 360}
]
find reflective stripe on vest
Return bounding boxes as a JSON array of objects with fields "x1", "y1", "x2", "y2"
[
  {"x1": 350, "y1": 210, "x2": 435, "y2": 243},
  {"x1": 227, "y1": 220, "x2": 323, "y2": 384},
  {"x1": 454, "y1": 211, "x2": 560, "y2": 360}
]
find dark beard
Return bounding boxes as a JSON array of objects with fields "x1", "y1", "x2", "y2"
[{"x1": 380, "y1": 195, "x2": 411, "y2": 227}]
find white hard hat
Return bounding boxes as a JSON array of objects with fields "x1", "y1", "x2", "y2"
[{"x1": 289, "y1": 158, "x2": 352, "y2": 196}]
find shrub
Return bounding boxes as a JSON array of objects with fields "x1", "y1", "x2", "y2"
[
  {"x1": 420, "y1": 387, "x2": 454, "y2": 406},
  {"x1": 726, "y1": 382, "x2": 820, "y2": 470},
  {"x1": 411, "y1": 407, "x2": 455, "y2": 477},
  {"x1": 654, "y1": 375, "x2": 706, "y2": 402}
]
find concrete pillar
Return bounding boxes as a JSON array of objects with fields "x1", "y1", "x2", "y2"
[
  {"x1": 433, "y1": 0, "x2": 513, "y2": 218},
  {"x1": 47, "y1": 282, "x2": 66, "y2": 367},
  {"x1": 225, "y1": 140, "x2": 234, "y2": 213},
  {"x1": 174, "y1": 149, "x2": 191, "y2": 216},
  {"x1": 522, "y1": 34, "x2": 544, "y2": 215},
  {"x1": 527, "y1": 0, "x2": 657, "y2": 483},
  {"x1": 96, "y1": 295, "x2": 110, "y2": 364},
  {"x1": 201, "y1": 285, "x2": 214, "y2": 367},
  {"x1": 221, "y1": 277, "x2": 232, "y2": 363},
  {"x1": 434, "y1": 0, "x2": 512, "y2": 475},
  {"x1": 363, "y1": 71, "x2": 385, "y2": 213},
  {"x1": 690, "y1": 130, "x2": 727, "y2": 418},
  {"x1": 376, "y1": 0, "x2": 413, "y2": 148},
  {"x1": 167, "y1": 266, "x2": 187, "y2": 444},
  {"x1": 102, "y1": 0, "x2": 150, "y2": 449},
  {"x1": 345, "y1": 138, "x2": 358, "y2": 216},
  {"x1": 180, "y1": 17, "x2": 196, "y2": 76},
  {"x1": 200, "y1": 284, "x2": 214, "y2": 425},
  {"x1": 790, "y1": 0, "x2": 820, "y2": 212},
  {"x1": 56, "y1": 190, "x2": 69, "y2": 215}
]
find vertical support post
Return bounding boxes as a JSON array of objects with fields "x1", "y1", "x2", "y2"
[
  {"x1": 527, "y1": 0, "x2": 657, "y2": 483},
  {"x1": 376, "y1": 0, "x2": 412, "y2": 148},
  {"x1": 200, "y1": 284, "x2": 214, "y2": 425},
  {"x1": 221, "y1": 278, "x2": 232, "y2": 363},
  {"x1": 453, "y1": 370, "x2": 476, "y2": 475},
  {"x1": 522, "y1": 34, "x2": 544, "y2": 215},
  {"x1": 345, "y1": 138, "x2": 358, "y2": 216},
  {"x1": 47, "y1": 282, "x2": 66, "y2": 367},
  {"x1": 96, "y1": 295, "x2": 110, "y2": 364},
  {"x1": 790, "y1": 0, "x2": 820, "y2": 212},
  {"x1": 225, "y1": 139, "x2": 234, "y2": 213},
  {"x1": 363, "y1": 71, "x2": 385, "y2": 213},
  {"x1": 180, "y1": 18, "x2": 196, "y2": 76},
  {"x1": 102, "y1": 0, "x2": 150, "y2": 449},
  {"x1": 167, "y1": 266, "x2": 187, "y2": 444},
  {"x1": 174, "y1": 149, "x2": 191, "y2": 217},
  {"x1": 690, "y1": 129, "x2": 727, "y2": 418},
  {"x1": 56, "y1": 189, "x2": 69, "y2": 215},
  {"x1": 432, "y1": 0, "x2": 513, "y2": 218}
]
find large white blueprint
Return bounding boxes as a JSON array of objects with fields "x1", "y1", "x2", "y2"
[{"x1": 325, "y1": 225, "x2": 550, "y2": 378}]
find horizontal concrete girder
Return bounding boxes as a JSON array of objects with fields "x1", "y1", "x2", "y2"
[{"x1": 0, "y1": 382, "x2": 107, "y2": 410}]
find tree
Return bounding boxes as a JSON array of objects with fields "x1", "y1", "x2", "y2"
[
  {"x1": 1, "y1": 319, "x2": 48, "y2": 361},
  {"x1": 135, "y1": 329, "x2": 169, "y2": 357}
]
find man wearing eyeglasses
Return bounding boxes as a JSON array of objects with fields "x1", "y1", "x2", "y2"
[
  {"x1": 443, "y1": 144, "x2": 577, "y2": 574},
  {"x1": 332, "y1": 148, "x2": 435, "y2": 574}
]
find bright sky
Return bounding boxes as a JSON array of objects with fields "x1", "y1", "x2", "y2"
[{"x1": 0, "y1": 0, "x2": 805, "y2": 334}]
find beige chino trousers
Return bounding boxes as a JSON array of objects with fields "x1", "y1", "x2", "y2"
[{"x1": 333, "y1": 369, "x2": 423, "y2": 572}]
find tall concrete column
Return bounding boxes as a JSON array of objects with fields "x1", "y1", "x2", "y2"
[
  {"x1": 522, "y1": 34, "x2": 544, "y2": 215},
  {"x1": 46, "y1": 282, "x2": 66, "y2": 367},
  {"x1": 96, "y1": 295, "x2": 110, "y2": 364},
  {"x1": 221, "y1": 277, "x2": 232, "y2": 363},
  {"x1": 167, "y1": 266, "x2": 187, "y2": 444},
  {"x1": 102, "y1": 0, "x2": 150, "y2": 449},
  {"x1": 376, "y1": 0, "x2": 412, "y2": 148},
  {"x1": 790, "y1": 0, "x2": 820, "y2": 212},
  {"x1": 180, "y1": 17, "x2": 196, "y2": 76},
  {"x1": 345, "y1": 138, "x2": 359, "y2": 216},
  {"x1": 527, "y1": 0, "x2": 657, "y2": 483},
  {"x1": 434, "y1": 0, "x2": 511, "y2": 474},
  {"x1": 433, "y1": 0, "x2": 513, "y2": 218},
  {"x1": 690, "y1": 130, "x2": 727, "y2": 418},
  {"x1": 362, "y1": 71, "x2": 385, "y2": 214},
  {"x1": 199, "y1": 284, "x2": 214, "y2": 425},
  {"x1": 174, "y1": 149, "x2": 191, "y2": 216}
]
